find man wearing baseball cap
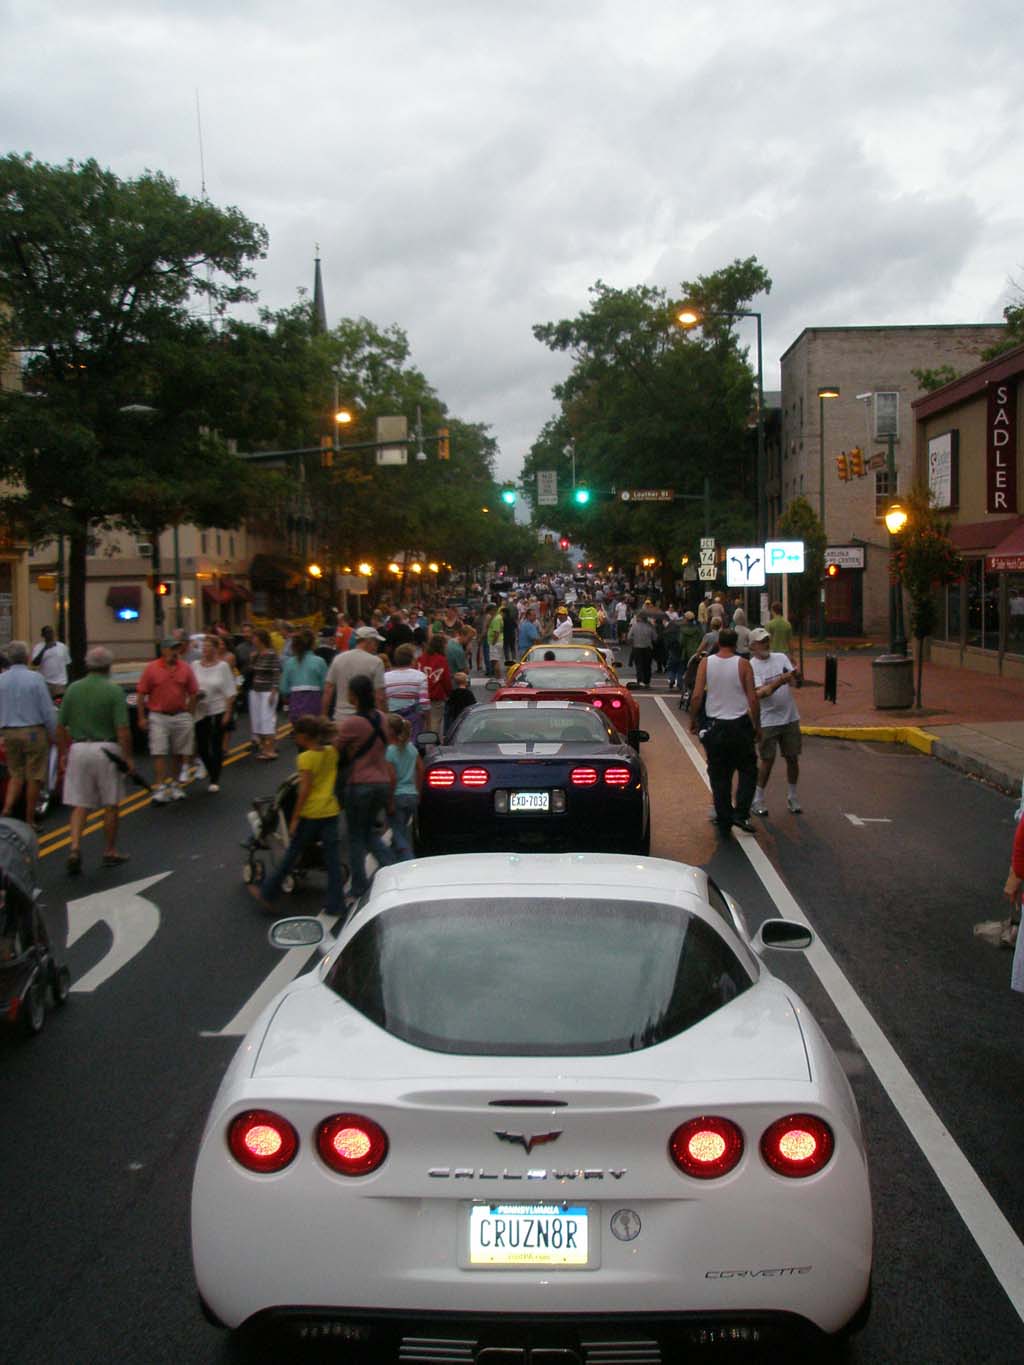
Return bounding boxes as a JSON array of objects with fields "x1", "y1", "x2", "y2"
[
  {"x1": 552, "y1": 605, "x2": 574, "y2": 642},
  {"x1": 323, "y1": 626, "x2": 387, "y2": 721},
  {"x1": 748, "y1": 626, "x2": 803, "y2": 816}
]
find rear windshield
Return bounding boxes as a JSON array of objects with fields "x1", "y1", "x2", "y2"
[
  {"x1": 515, "y1": 667, "x2": 613, "y2": 690},
  {"x1": 525, "y1": 646, "x2": 602, "y2": 663},
  {"x1": 452, "y1": 708, "x2": 612, "y2": 745},
  {"x1": 327, "y1": 899, "x2": 751, "y2": 1055}
]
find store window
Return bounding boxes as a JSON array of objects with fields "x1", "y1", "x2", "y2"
[
  {"x1": 965, "y1": 559, "x2": 1000, "y2": 650},
  {"x1": 875, "y1": 469, "x2": 899, "y2": 518},
  {"x1": 1007, "y1": 576, "x2": 1024, "y2": 655}
]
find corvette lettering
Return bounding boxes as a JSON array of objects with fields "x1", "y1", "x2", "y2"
[
  {"x1": 428, "y1": 1168, "x2": 627, "y2": 1181},
  {"x1": 705, "y1": 1266, "x2": 812, "y2": 1279}
]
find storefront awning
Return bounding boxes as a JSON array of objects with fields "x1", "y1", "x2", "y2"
[
  {"x1": 105, "y1": 585, "x2": 142, "y2": 611},
  {"x1": 203, "y1": 582, "x2": 232, "y2": 605},
  {"x1": 950, "y1": 518, "x2": 1021, "y2": 552},
  {"x1": 221, "y1": 575, "x2": 251, "y2": 601},
  {"x1": 986, "y1": 520, "x2": 1024, "y2": 573}
]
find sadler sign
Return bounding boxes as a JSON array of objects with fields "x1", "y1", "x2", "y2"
[{"x1": 987, "y1": 381, "x2": 1018, "y2": 514}]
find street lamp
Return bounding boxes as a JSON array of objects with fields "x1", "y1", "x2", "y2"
[
  {"x1": 679, "y1": 306, "x2": 766, "y2": 541},
  {"x1": 816, "y1": 385, "x2": 840, "y2": 637}
]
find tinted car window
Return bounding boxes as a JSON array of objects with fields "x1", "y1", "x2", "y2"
[
  {"x1": 452, "y1": 708, "x2": 612, "y2": 745},
  {"x1": 515, "y1": 667, "x2": 615, "y2": 690},
  {"x1": 327, "y1": 899, "x2": 751, "y2": 1056}
]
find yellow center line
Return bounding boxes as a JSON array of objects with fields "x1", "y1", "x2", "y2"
[{"x1": 37, "y1": 723, "x2": 294, "y2": 859}]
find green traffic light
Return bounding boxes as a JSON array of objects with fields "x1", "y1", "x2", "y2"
[
  {"x1": 501, "y1": 488, "x2": 517, "y2": 505},
  {"x1": 574, "y1": 487, "x2": 590, "y2": 505}
]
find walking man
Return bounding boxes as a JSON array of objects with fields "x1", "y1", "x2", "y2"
[
  {"x1": 627, "y1": 611, "x2": 656, "y2": 688},
  {"x1": 766, "y1": 601, "x2": 794, "y2": 656},
  {"x1": 0, "y1": 640, "x2": 57, "y2": 828},
  {"x1": 136, "y1": 638, "x2": 199, "y2": 802},
  {"x1": 31, "y1": 625, "x2": 71, "y2": 697},
  {"x1": 322, "y1": 626, "x2": 386, "y2": 721},
  {"x1": 57, "y1": 646, "x2": 135, "y2": 873},
  {"x1": 689, "y1": 626, "x2": 760, "y2": 834},
  {"x1": 748, "y1": 627, "x2": 803, "y2": 816}
]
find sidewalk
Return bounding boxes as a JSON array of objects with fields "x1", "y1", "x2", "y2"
[{"x1": 794, "y1": 649, "x2": 1024, "y2": 797}]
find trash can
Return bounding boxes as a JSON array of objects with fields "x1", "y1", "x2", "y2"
[{"x1": 872, "y1": 654, "x2": 914, "y2": 709}]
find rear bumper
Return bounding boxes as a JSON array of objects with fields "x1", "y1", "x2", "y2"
[{"x1": 416, "y1": 797, "x2": 644, "y2": 854}]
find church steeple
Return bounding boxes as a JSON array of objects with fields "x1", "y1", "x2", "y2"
[{"x1": 312, "y1": 246, "x2": 327, "y2": 334}]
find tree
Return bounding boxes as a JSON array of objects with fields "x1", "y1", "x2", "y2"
[
  {"x1": 889, "y1": 488, "x2": 962, "y2": 707},
  {"x1": 981, "y1": 275, "x2": 1024, "y2": 360},
  {"x1": 912, "y1": 364, "x2": 961, "y2": 393},
  {"x1": 0, "y1": 153, "x2": 269, "y2": 666},
  {"x1": 775, "y1": 497, "x2": 825, "y2": 671},
  {"x1": 523, "y1": 259, "x2": 771, "y2": 589}
]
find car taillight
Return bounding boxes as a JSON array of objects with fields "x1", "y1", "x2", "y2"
[
  {"x1": 461, "y1": 767, "x2": 489, "y2": 787},
  {"x1": 317, "y1": 1114, "x2": 389, "y2": 1176},
  {"x1": 604, "y1": 767, "x2": 631, "y2": 786},
  {"x1": 570, "y1": 767, "x2": 598, "y2": 786},
  {"x1": 591, "y1": 698, "x2": 604, "y2": 708},
  {"x1": 669, "y1": 1116, "x2": 744, "y2": 1179},
  {"x1": 610, "y1": 699, "x2": 623, "y2": 709},
  {"x1": 427, "y1": 768, "x2": 456, "y2": 788},
  {"x1": 760, "y1": 1114, "x2": 834, "y2": 1177},
  {"x1": 228, "y1": 1110, "x2": 299, "y2": 1173}
]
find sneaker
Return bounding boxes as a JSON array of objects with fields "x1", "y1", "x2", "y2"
[
  {"x1": 151, "y1": 785, "x2": 172, "y2": 805},
  {"x1": 194, "y1": 761, "x2": 208, "y2": 781},
  {"x1": 170, "y1": 783, "x2": 187, "y2": 801},
  {"x1": 733, "y1": 816, "x2": 756, "y2": 834},
  {"x1": 787, "y1": 794, "x2": 803, "y2": 814},
  {"x1": 180, "y1": 763, "x2": 196, "y2": 782},
  {"x1": 208, "y1": 783, "x2": 220, "y2": 793},
  {"x1": 751, "y1": 799, "x2": 769, "y2": 817}
]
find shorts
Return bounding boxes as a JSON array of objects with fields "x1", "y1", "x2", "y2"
[
  {"x1": 758, "y1": 720, "x2": 802, "y2": 762},
  {"x1": 148, "y1": 710, "x2": 194, "y2": 756},
  {"x1": 2, "y1": 727, "x2": 50, "y2": 782},
  {"x1": 63, "y1": 742, "x2": 124, "y2": 809}
]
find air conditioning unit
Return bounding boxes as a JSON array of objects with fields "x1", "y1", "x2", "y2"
[{"x1": 135, "y1": 542, "x2": 153, "y2": 557}]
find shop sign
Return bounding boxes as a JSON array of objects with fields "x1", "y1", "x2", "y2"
[
  {"x1": 928, "y1": 430, "x2": 959, "y2": 510},
  {"x1": 825, "y1": 546, "x2": 865, "y2": 569},
  {"x1": 987, "y1": 382, "x2": 1018, "y2": 514}
]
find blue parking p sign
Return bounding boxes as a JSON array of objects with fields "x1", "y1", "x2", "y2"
[{"x1": 764, "y1": 540, "x2": 805, "y2": 573}]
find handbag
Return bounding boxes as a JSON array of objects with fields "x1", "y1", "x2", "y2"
[{"x1": 334, "y1": 712, "x2": 385, "y2": 804}]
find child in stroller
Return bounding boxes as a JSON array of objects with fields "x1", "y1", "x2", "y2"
[{"x1": 0, "y1": 818, "x2": 70, "y2": 1036}]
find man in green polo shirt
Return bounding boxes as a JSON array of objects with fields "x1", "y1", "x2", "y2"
[
  {"x1": 766, "y1": 601, "x2": 794, "y2": 655},
  {"x1": 57, "y1": 645, "x2": 135, "y2": 875}
]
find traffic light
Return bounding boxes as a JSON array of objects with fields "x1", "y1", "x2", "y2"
[
  {"x1": 501, "y1": 486, "x2": 517, "y2": 506},
  {"x1": 826, "y1": 562, "x2": 839, "y2": 578},
  {"x1": 147, "y1": 577, "x2": 170, "y2": 595},
  {"x1": 836, "y1": 453, "x2": 849, "y2": 481},
  {"x1": 559, "y1": 536, "x2": 570, "y2": 550},
  {"x1": 574, "y1": 486, "x2": 590, "y2": 505},
  {"x1": 849, "y1": 446, "x2": 865, "y2": 478},
  {"x1": 320, "y1": 435, "x2": 334, "y2": 468},
  {"x1": 437, "y1": 427, "x2": 450, "y2": 460}
]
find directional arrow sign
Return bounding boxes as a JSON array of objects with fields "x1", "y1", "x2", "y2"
[
  {"x1": 726, "y1": 546, "x2": 766, "y2": 588},
  {"x1": 67, "y1": 872, "x2": 169, "y2": 993}
]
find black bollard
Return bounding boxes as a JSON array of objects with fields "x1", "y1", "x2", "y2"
[{"x1": 824, "y1": 653, "x2": 838, "y2": 704}]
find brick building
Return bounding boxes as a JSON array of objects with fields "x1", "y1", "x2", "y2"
[{"x1": 776, "y1": 324, "x2": 1004, "y2": 635}]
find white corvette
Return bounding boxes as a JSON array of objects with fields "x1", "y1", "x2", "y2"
[{"x1": 192, "y1": 854, "x2": 872, "y2": 1359}]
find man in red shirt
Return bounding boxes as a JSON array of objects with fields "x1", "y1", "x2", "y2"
[{"x1": 136, "y1": 638, "x2": 199, "y2": 802}]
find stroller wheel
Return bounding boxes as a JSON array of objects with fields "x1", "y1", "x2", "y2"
[
  {"x1": 22, "y1": 975, "x2": 46, "y2": 1036},
  {"x1": 281, "y1": 874, "x2": 296, "y2": 894},
  {"x1": 243, "y1": 859, "x2": 265, "y2": 886},
  {"x1": 242, "y1": 862, "x2": 253, "y2": 884},
  {"x1": 51, "y1": 963, "x2": 71, "y2": 1006}
]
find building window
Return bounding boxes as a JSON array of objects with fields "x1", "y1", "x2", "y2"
[
  {"x1": 934, "y1": 579, "x2": 963, "y2": 644},
  {"x1": 229, "y1": 535, "x2": 235, "y2": 558},
  {"x1": 1007, "y1": 577, "x2": 1024, "y2": 655},
  {"x1": 874, "y1": 391, "x2": 900, "y2": 443},
  {"x1": 965, "y1": 559, "x2": 1000, "y2": 650},
  {"x1": 201, "y1": 532, "x2": 207, "y2": 554},
  {"x1": 875, "y1": 469, "x2": 899, "y2": 519}
]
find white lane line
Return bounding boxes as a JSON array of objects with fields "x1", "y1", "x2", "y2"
[{"x1": 655, "y1": 695, "x2": 1024, "y2": 1324}]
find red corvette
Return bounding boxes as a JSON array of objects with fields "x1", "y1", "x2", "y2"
[{"x1": 493, "y1": 661, "x2": 640, "y2": 738}]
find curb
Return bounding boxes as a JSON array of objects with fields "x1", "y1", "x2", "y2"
[
  {"x1": 801, "y1": 724, "x2": 935, "y2": 755},
  {"x1": 928, "y1": 737, "x2": 1021, "y2": 797}
]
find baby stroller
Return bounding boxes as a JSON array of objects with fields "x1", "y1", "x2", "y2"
[
  {"x1": 0, "y1": 818, "x2": 70, "y2": 1037},
  {"x1": 241, "y1": 772, "x2": 348, "y2": 896}
]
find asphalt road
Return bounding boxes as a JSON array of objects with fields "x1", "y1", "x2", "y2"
[{"x1": 2, "y1": 690, "x2": 1023, "y2": 1364}]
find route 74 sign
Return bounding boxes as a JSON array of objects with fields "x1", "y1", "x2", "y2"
[{"x1": 726, "y1": 546, "x2": 766, "y2": 588}]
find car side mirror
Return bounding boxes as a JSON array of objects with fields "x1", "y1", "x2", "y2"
[
  {"x1": 417, "y1": 730, "x2": 439, "y2": 750},
  {"x1": 627, "y1": 729, "x2": 649, "y2": 746},
  {"x1": 753, "y1": 918, "x2": 814, "y2": 953},
  {"x1": 268, "y1": 916, "x2": 324, "y2": 949}
]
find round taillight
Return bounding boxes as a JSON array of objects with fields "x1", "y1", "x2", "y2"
[
  {"x1": 461, "y1": 767, "x2": 489, "y2": 787},
  {"x1": 427, "y1": 767, "x2": 456, "y2": 788},
  {"x1": 610, "y1": 699, "x2": 622, "y2": 709},
  {"x1": 317, "y1": 1113, "x2": 389, "y2": 1176},
  {"x1": 760, "y1": 1114, "x2": 834, "y2": 1177},
  {"x1": 669, "y1": 1116, "x2": 744, "y2": 1179},
  {"x1": 228, "y1": 1109, "x2": 299, "y2": 1173},
  {"x1": 591, "y1": 697, "x2": 604, "y2": 708}
]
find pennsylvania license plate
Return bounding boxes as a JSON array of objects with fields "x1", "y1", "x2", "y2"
[
  {"x1": 468, "y1": 1203, "x2": 589, "y2": 1267},
  {"x1": 509, "y1": 791, "x2": 549, "y2": 812}
]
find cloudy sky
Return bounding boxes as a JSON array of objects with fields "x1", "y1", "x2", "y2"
[{"x1": 4, "y1": 0, "x2": 1022, "y2": 478}]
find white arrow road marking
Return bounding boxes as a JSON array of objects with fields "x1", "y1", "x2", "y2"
[
  {"x1": 201, "y1": 910, "x2": 340, "y2": 1038},
  {"x1": 845, "y1": 813, "x2": 893, "y2": 827},
  {"x1": 67, "y1": 872, "x2": 169, "y2": 993}
]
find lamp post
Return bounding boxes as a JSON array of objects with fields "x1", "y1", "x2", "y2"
[
  {"x1": 883, "y1": 434, "x2": 909, "y2": 657},
  {"x1": 816, "y1": 385, "x2": 840, "y2": 636},
  {"x1": 678, "y1": 307, "x2": 766, "y2": 542}
]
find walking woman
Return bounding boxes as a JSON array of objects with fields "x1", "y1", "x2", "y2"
[
  {"x1": 248, "y1": 628, "x2": 281, "y2": 760},
  {"x1": 248, "y1": 715, "x2": 345, "y2": 917},
  {"x1": 193, "y1": 634, "x2": 236, "y2": 791},
  {"x1": 280, "y1": 628, "x2": 327, "y2": 724},
  {"x1": 335, "y1": 672, "x2": 395, "y2": 901},
  {"x1": 385, "y1": 712, "x2": 422, "y2": 860}
]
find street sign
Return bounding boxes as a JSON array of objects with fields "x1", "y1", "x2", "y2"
[
  {"x1": 698, "y1": 565, "x2": 717, "y2": 581},
  {"x1": 764, "y1": 539, "x2": 805, "y2": 574},
  {"x1": 537, "y1": 470, "x2": 558, "y2": 506},
  {"x1": 376, "y1": 415, "x2": 408, "y2": 466},
  {"x1": 867, "y1": 451, "x2": 887, "y2": 472},
  {"x1": 700, "y1": 537, "x2": 715, "y2": 550},
  {"x1": 620, "y1": 488, "x2": 674, "y2": 502},
  {"x1": 825, "y1": 545, "x2": 865, "y2": 569},
  {"x1": 726, "y1": 546, "x2": 766, "y2": 588}
]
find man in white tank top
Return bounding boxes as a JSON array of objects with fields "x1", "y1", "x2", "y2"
[{"x1": 688, "y1": 627, "x2": 761, "y2": 834}]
